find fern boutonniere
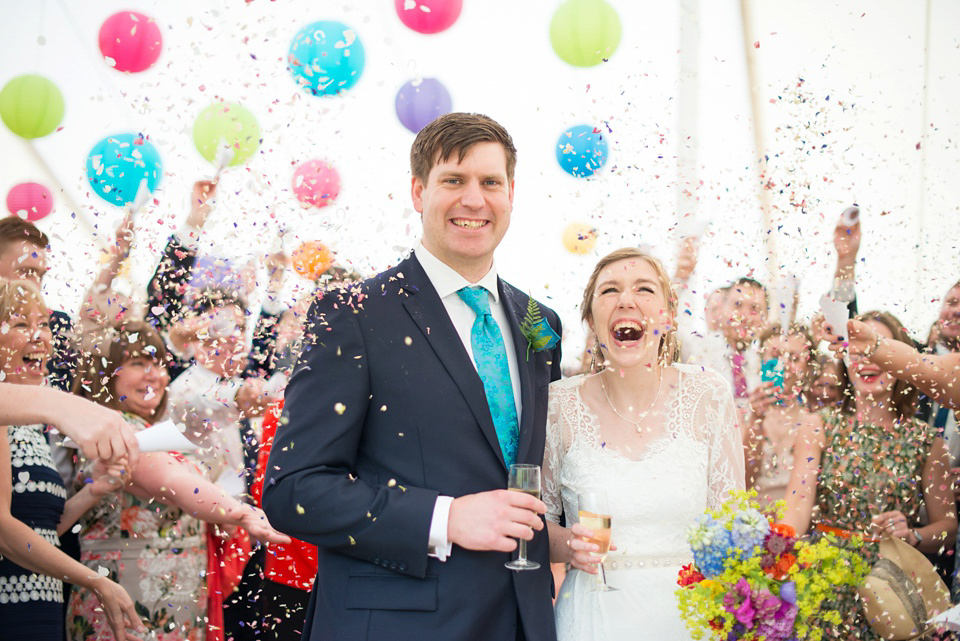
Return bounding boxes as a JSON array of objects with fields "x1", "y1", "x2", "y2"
[{"x1": 519, "y1": 297, "x2": 560, "y2": 361}]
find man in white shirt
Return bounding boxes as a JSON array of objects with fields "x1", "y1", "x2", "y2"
[{"x1": 263, "y1": 113, "x2": 562, "y2": 641}]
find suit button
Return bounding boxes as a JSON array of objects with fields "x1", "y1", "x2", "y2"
[
  {"x1": 373, "y1": 557, "x2": 381, "y2": 565},
  {"x1": 398, "y1": 563, "x2": 407, "y2": 571},
  {"x1": 389, "y1": 561, "x2": 399, "y2": 570}
]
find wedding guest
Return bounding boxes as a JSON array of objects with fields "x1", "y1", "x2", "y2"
[
  {"x1": 807, "y1": 353, "x2": 844, "y2": 411},
  {"x1": 744, "y1": 323, "x2": 819, "y2": 505},
  {"x1": 784, "y1": 310, "x2": 957, "y2": 640},
  {"x1": 251, "y1": 400, "x2": 317, "y2": 641},
  {"x1": 0, "y1": 218, "x2": 75, "y2": 391},
  {"x1": 67, "y1": 320, "x2": 289, "y2": 641},
  {"x1": 0, "y1": 279, "x2": 143, "y2": 641},
  {"x1": 544, "y1": 248, "x2": 744, "y2": 640}
]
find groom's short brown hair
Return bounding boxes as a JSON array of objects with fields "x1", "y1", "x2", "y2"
[{"x1": 410, "y1": 112, "x2": 517, "y2": 183}]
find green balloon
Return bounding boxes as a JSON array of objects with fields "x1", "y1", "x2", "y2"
[
  {"x1": 550, "y1": 0, "x2": 622, "y2": 68},
  {"x1": 192, "y1": 102, "x2": 261, "y2": 167},
  {"x1": 0, "y1": 75, "x2": 65, "y2": 139}
]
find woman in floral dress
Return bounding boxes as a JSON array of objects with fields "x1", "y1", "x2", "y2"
[
  {"x1": 784, "y1": 311, "x2": 957, "y2": 640},
  {"x1": 67, "y1": 321, "x2": 288, "y2": 641}
]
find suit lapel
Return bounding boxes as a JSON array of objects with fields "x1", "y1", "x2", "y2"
[
  {"x1": 398, "y1": 256, "x2": 507, "y2": 470},
  {"x1": 499, "y1": 280, "x2": 536, "y2": 465}
]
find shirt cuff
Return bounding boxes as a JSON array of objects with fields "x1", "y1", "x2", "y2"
[
  {"x1": 427, "y1": 495, "x2": 454, "y2": 561},
  {"x1": 176, "y1": 224, "x2": 203, "y2": 251}
]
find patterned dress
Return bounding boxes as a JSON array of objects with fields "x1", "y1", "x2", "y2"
[
  {"x1": 815, "y1": 411, "x2": 939, "y2": 640},
  {"x1": 0, "y1": 424, "x2": 68, "y2": 641},
  {"x1": 67, "y1": 414, "x2": 207, "y2": 641}
]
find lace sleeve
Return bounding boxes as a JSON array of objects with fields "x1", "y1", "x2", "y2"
[
  {"x1": 542, "y1": 384, "x2": 566, "y2": 525},
  {"x1": 695, "y1": 370, "x2": 746, "y2": 509}
]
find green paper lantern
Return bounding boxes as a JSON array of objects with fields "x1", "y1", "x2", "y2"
[
  {"x1": 192, "y1": 101, "x2": 261, "y2": 167},
  {"x1": 549, "y1": 0, "x2": 622, "y2": 68},
  {"x1": 0, "y1": 74, "x2": 65, "y2": 139}
]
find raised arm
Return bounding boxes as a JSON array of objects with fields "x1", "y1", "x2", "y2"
[{"x1": 837, "y1": 319, "x2": 960, "y2": 410}]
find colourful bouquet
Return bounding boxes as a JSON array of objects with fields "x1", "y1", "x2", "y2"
[{"x1": 676, "y1": 491, "x2": 870, "y2": 641}]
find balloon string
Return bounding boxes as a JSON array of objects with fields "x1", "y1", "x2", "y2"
[{"x1": 35, "y1": 0, "x2": 47, "y2": 70}]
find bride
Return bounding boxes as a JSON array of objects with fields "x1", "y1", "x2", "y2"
[{"x1": 543, "y1": 248, "x2": 745, "y2": 641}]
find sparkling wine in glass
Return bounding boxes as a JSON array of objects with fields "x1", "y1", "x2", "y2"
[
  {"x1": 578, "y1": 491, "x2": 617, "y2": 592},
  {"x1": 505, "y1": 464, "x2": 541, "y2": 571}
]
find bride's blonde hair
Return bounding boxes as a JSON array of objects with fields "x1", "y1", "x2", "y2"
[{"x1": 579, "y1": 248, "x2": 680, "y2": 372}]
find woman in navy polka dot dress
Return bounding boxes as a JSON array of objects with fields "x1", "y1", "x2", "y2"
[{"x1": 0, "y1": 279, "x2": 143, "y2": 641}]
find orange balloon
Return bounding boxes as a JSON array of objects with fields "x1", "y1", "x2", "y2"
[
  {"x1": 562, "y1": 222, "x2": 598, "y2": 254},
  {"x1": 292, "y1": 241, "x2": 333, "y2": 280}
]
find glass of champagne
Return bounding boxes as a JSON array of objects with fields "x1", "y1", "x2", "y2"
[
  {"x1": 505, "y1": 464, "x2": 541, "y2": 571},
  {"x1": 578, "y1": 491, "x2": 616, "y2": 592}
]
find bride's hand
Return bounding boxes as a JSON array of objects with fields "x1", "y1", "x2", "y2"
[{"x1": 567, "y1": 523, "x2": 617, "y2": 575}]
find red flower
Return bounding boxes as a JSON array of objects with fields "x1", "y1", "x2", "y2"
[
  {"x1": 770, "y1": 523, "x2": 796, "y2": 539},
  {"x1": 762, "y1": 553, "x2": 797, "y2": 580},
  {"x1": 677, "y1": 563, "x2": 706, "y2": 587}
]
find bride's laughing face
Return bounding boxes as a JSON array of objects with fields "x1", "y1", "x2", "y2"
[{"x1": 589, "y1": 257, "x2": 671, "y2": 370}]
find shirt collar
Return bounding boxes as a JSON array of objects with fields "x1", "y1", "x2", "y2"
[{"x1": 415, "y1": 241, "x2": 500, "y2": 303}]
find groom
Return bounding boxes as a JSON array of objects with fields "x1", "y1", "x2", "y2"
[{"x1": 263, "y1": 112, "x2": 562, "y2": 641}]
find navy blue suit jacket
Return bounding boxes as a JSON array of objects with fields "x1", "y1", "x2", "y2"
[{"x1": 262, "y1": 254, "x2": 562, "y2": 641}]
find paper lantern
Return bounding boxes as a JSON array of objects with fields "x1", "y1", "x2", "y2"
[
  {"x1": 86, "y1": 133, "x2": 162, "y2": 207},
  {"x1": 288, "y1": 21, "x2": 365, "y2": 96},
  {"x1": 550, "y1": 0, "x2": 622, "y2": 67},
  {"x1": 6, "y1": 182, "x2": 54, "y2": 221},
  {"x1": 395, "y1": 0, "x2": 463, "y2": 34},
  {"x1": 0, "y1": 75, "x2": 64, "y2": 139},
  {"x1": 193, "y1": 102, "x2": 261, "y2": 167},
  {"x1": 292, "y1": 241, "x2": 334, "y2": 280},
  {"x1": 395, "y1": 78, "x2": 452, "y2": 134},
  {"x1": 562, "y1": 222, "x2": 598, "y2": 254},
  {"x1": 99, "y1": 11, "x2": 163, "y2": 73},
  {"x1": 293, "y1": 160, "x2": 340, "y2": 208},
  {"x1": 556, "y1": 125, "x2": 609, "y2": 178}
]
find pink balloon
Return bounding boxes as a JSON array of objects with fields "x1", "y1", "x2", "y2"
[
  {"x1": 6, "y1": 182, "x2": 53, "y2": 222},
  {"x1": 394, "y1": 0, "x2": 463, "y2": 34},
  {"x1": 293, "y1": 160, "x2": 340, "y2": 208},
  {"x1": 99, "y1": 11, "x2": 162, "y2": 73}
]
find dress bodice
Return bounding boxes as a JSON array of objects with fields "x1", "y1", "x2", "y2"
[{"x1": 543, "y1": 365, "x2": 745, "y2": 559}]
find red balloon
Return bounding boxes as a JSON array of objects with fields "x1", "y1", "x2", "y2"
[
  {"x1": 6, "y1": 182, "x2": 53, "y2": 222},
  {"x1": 394, "y1": 0, "x2": 463, "y2": 34},
  {"x1": 99, "y1": 11, "x2": 162, "y2": 73}
]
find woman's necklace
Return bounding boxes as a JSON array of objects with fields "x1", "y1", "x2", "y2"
[{"x1": 599, "y1": 368, "x2": 663, "y2": 432}]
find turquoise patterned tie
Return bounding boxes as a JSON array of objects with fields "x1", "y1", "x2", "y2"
[{"x1": 457, "y1": 286, "x2": 519, "y2": 468}]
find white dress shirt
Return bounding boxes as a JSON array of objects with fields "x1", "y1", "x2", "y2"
[{"x1": 415, "y1": 242, "x2": 522, "y2": 561}]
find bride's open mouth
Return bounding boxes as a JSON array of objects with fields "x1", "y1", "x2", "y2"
[{"x1": 610, "y1": 320, "x2": 644, "y2": 346}]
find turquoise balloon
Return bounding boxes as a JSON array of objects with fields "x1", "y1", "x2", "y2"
[
  {"x1": 86, "y1": 133, "x2": 162, "y2": 206},
  {"x1": 288, "y1": 21, "x2": 365, "y2": 96},
  {"x1": 556, "y1": 125, "x2": 609, "y2": 178}
]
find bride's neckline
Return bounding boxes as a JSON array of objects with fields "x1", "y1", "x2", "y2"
[{"x1": 573, "y1": 366, "x2": 685, "y2": 461}]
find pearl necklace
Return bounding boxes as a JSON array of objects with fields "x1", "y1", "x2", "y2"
[{"x1": 599, "y1": 369, "x2": 663, "y2": 432}]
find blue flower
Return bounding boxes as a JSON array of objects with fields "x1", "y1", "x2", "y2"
[{"x1": 731, "y1": 508, "x2": 770, "y2": 555}]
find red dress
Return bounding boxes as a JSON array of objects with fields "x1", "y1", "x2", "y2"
[{"x1": 251, "y1": 400, "x2": 318, "y2": 592}]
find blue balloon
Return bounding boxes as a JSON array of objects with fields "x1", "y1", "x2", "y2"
[
  {"x1": 556, "y1": 124, "x2": 609, "y2": 178},
  {"x1": 289, "y1": 21, "x2": 365, "y2": 96},
  {"x1": 86, "y1": 133, "x2": 162, "y2": 206}
]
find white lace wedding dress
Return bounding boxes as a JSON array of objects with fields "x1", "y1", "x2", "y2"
[{"x1": 544, "y1": 364, "x2": 745, "y2": 641}]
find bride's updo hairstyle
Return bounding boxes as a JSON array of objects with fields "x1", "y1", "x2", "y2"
[{"x1": 580, "y1": 248, "x2": 680, "y2": 371}]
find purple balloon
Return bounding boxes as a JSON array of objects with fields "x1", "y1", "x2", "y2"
[{"x1": 395, "y1": 78, "x2": 452, "y2": 134}]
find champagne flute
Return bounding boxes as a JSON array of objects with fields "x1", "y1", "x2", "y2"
[
  {"x1": 505, "y1": 464, "x2": 541, "y2": 571},
  {"x1": 578, "y1": 491, "x2": 616, "y2": 592}
]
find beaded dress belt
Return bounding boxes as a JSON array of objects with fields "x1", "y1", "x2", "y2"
[{"x1": 604, "y1": 554, "x2": 692, "y2": 571}]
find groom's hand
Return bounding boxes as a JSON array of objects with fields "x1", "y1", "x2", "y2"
[{"x1": 447, "y1": 490, "x2": 546, "y2": 552}]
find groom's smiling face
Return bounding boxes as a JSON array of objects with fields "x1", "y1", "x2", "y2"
[{"x1": 412, "y1": 141, "x2": 514, "y2": 279}]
